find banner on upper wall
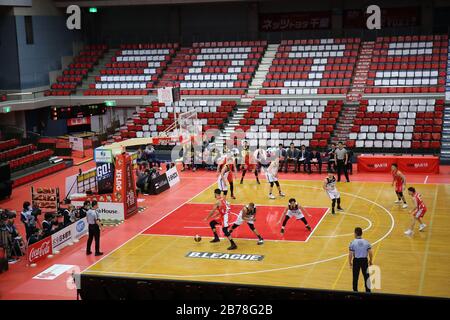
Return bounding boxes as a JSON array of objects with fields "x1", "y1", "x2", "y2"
[
  {"x1": 259, "y1": 11, "x2": 331, "y2": 32},
  {"x1": 343, "y1": 6, "x2": 420, "y2": 29},
  {"x1": 69, "y1": 136, "x2": 84, "y2": 152}
]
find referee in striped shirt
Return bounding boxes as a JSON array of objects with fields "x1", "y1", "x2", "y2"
[{"x1": 349, "y1": 227, "x2": 373, "y2": 292}]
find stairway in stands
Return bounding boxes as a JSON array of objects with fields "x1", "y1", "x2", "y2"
[
  {"x1": 77, "y1": 50, "x2": 117, "y2": 95},
  {"x1": 330, "y1": 103, "x2": 359, "y2": 144},
  {"x1": 156, "y1": 47, "x2": 189, "y2": 87},
  {"x1": 440, "y1": 104, "x2": 450, "y2": 164},
  {"x1": 215, "y1": 104, "x2": 249, "y2": 147},
  {"x1": 346, "y1": 41, "x2": 374, "y2": 102},
  {"x1": 245, "y1": 44, "x2": 279, "y2": 99}
]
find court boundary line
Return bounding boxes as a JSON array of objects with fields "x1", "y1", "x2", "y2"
[
  {"x1": 81, "y1": 180, "x2": 216, "y2": 274},
  {"x1": 83, "y1": 185, "x2": 395, "y2": 279}
]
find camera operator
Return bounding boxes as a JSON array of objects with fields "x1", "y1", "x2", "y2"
[
  {"x1": 136, "y1": 168, "x2": 150, "y2": 195},
  {"x1": 5, "y1": 211, "x2": 23, "y2": 261},
  {"x1": 0, "y1": 211, "x2": 12, "y2": 266}
]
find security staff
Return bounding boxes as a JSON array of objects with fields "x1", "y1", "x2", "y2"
[
  {"x1": 349, "y1": 227, "x2": 373, "y2": 293},
  {"x1": 86, "y1": 201, "x2": 103, "y2": 256},
  {"x1": 334, "y1": 142, "x2": 350, "y2": 182}
]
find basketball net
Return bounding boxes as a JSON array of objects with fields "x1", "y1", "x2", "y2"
[{"x1": 159, "y1": 108, "x2": 200, "y2": 146}]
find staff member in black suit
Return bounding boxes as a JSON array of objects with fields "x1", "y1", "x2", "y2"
[
  {"x1": 86, "y1": 201, "x2": 103, "y2": 256},
  {"x1": 308, "y1": 149, "x2": 322, "y2": 174},
  {"x1": 297, "y1": 145, "x2": 310, "y2": 173},
  {"x1": 349, "y1": 227, "x2": 373, "y2": 292},
  {"x1": 334, "y1": 142, "x2": 350, "y2": 182}
]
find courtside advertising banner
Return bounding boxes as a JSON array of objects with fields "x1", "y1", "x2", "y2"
[
  {"x1": 71, "y1": 200, "x2": 125, "y2": 220},
  {"x1": 28, "y1": 237, "x2": 53, "y2": 264},
  {"x1": 124, "y1": 153, "x2": 138, "y2": 217},
  {"x1": 72, "y1": 217, "x2": 88, "y2": 240},
  {"x1": 51, "y1": 226, "x2": 73, "y2": 252},
  {"x1": 96, "y1": 161, "x2": 115, "y2": 194},
  {"x1": 166, "y1": 166, "x2": 180, "y2": 188}
]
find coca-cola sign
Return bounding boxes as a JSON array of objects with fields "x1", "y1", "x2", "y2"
[{"x1": 28, "y1": 237, "x2": 53, "y2": 264}]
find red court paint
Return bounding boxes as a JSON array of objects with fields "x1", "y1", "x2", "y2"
[{"x1": 144, "y1": 203, "x2": 328, "y2": 242}]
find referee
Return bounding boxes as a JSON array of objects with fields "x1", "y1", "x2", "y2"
[
  {"x1": 349, "y1": 227, "x2": 373, "y2": 293},
  {"x1": 86, "y1": 201, "x2": 103, "y2": 256},
  {"x1": 334, "y1": 142, "x2": 350, "y2": 182}
]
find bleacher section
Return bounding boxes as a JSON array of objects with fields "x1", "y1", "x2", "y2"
[
  {"x1": 114, "y1": 100, "x2": 237, "y2": 142},
  {"x1": 160, "y1": 41, "x2": 266, "y2": 95},
  {"x1": 45, "y1": 45, "x2": 107, "y2": 96},
  {"x1": 365, "y1": 35, "x2": 448, "y2": 94},
  {"x1": 348, "y1": 99, "x2": 444, "y2": 151},
  {"x1": 84, "y1": 43, "x2": 178, "y2": 96},
  {"x1": 260, "y1": 38, "x2": 360, "y2": 95},
  {"x1": 237, "y1": 99, "x2": 342, "y2": 147}
]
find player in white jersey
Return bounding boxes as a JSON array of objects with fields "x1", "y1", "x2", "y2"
[
  {"x1": 323, "y1": 170, "x2": 344, "y2": 215},
  {"x1": 279, "y1": 198, "x2": 312, "y2": 234},
  {"x1": 229, "y1": 203, "x2": 264, "y2": 245},
  {"x1": 217, "y1": 160, "x2": 230, "y2": 197},
  {"x1": 264, "y1": 156, "x2": 285, "y2": 199}
]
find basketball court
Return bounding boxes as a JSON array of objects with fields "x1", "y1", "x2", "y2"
[{"x1": 82, "y1": 178, "x2": 450, "y2": 298}]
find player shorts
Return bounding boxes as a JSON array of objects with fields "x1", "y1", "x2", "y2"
[
  {"x1": 234, "y1": 212, "x2": 254, "y2": 226},
  {"x1": 414, "y1": 208, "x2": 426, "y2": 219},
  {"x1": 395, "y1": 183, "x2": 404, "y2": 193},
  {"x1": 326, "y1": 189, "x2": 340, "y2": 200},
  {"x1": 218, "y1": 177, "x2": 228, "y2": 191},
  {"x1": 215, "y1": 214, "x2": 229, "y2": 228},
  {"x1": 287, "y1": 209, "x2": 304, "y2": 220},
  {"x1": 243, "y1": 163, "x2": 255, "y2": 171},
  {"x1": 265, "y1": 171, "x2": 278, "y2": 183}
]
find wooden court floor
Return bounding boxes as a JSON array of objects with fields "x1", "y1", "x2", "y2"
[{"x1": 83, "y1": 179, "x2": 450, "y2": 298}]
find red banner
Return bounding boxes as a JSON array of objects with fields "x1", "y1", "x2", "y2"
[
  {"x1": 343, "y1": 7, "x2": 420, "y2": 29},
  {"x1": 358, "y1": 155, "x2": 439, "y2": 174},
  {"x1": 113, "y1": 153, "x2": 137, "y2": 217},
  {"x1": 357, "y1": 155, "x2": 396, "y2": 173},
  {"x1": 259, "y1": 11, "x2": 331, "y2": 32},
  {"x1": 397, "y1": 157, "x2": 440, "y2": 174},
  {"x1": 28, "y1": 237, "x2": 53, "y2": 264}
]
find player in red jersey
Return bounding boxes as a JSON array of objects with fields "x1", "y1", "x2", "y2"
[
  {"x1": 391, "y1": 164, "x2": 408, "y2": 209},
  {"x1": 239, "y1": 141, "x2": 260, "y2": 184},
  {"x1": 404, "y1": 187, "x2": 427, "y2": 236},
  {"x1": 204, "y1": 188, "x2": 237, "y2": 250}
]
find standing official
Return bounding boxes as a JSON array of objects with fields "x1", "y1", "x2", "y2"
[
  {"x1": 349, "y1": 227, "x2": 373, "y2": 293},
  {"x1": 334, "y1": 142, "x2": 350, "y2": 182},
  {"x1": 86, "y1": 201, "x2": 103, "y2": 256}
]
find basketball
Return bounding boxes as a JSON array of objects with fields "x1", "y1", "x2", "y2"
[{"x1": 194, "y1": 235, "x2": 202, "y2": 242}]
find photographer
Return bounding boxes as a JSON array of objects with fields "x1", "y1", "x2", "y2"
[
  {"x1": 5, "y1": 211, "x2": 23, "y2": 260},
  {"x1": 59, "y1": 203, "x2": 76, "y2": 226},
  {"x1": 21, "y1": 201, "x2": 39, "y2": 241},
  {"x1": 42, "y1": 212, "x2": 59, "y2": 237},
  {"x1": 136, "y1": 168, "x2": 151, "y2": 195},
  {"x1": 28, "y1": 227, "x2": 43, "y2": 245},
  {"x1": 78, "y1": 201, "x2": 90, "y2": 219}
]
